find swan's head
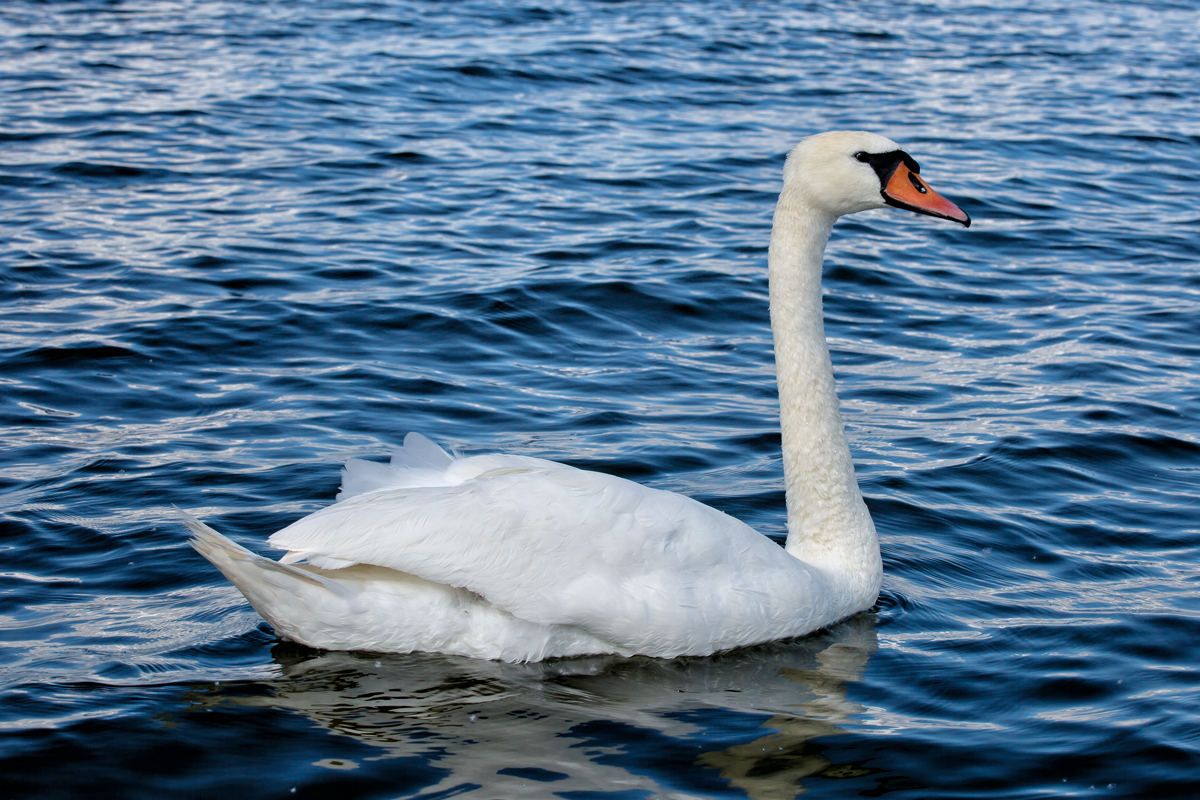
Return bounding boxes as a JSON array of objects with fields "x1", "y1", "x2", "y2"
[{"x1": 784, "y1": 131, "x2": 970, "y2": 227}]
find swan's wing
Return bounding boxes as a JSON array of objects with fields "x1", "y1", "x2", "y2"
[
  {"x1": 336, "y1": 433, "x2": 564, "y2": 500},
  {"x1": 268, "y1": 448, "x2": 818, "y2": 655},
  {"x1": 337, "y1": 432, "x2": 458, "y2": 499}
]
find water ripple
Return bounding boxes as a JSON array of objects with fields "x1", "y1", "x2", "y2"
[{"x1": 2, "y1": 0, "x2": 1199, "y2": 797}]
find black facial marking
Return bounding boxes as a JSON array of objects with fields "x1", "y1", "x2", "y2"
[{"x1": 856, "y1": 149, "x2": 922, "y2": 190}]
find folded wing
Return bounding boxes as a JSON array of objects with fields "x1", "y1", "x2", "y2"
[{"x1": 267, "y1": 434, "x2": 823, "y2": 655}]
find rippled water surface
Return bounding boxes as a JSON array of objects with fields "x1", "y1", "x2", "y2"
[{"x1": 3, "y1": 0, "x2": 1200, "y2": 797}]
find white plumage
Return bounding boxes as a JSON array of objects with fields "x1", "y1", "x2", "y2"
[{"x1": 186, "y1": 130, "x2": 969, "y2": 662}]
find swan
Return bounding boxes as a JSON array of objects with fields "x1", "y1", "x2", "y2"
[{"x1": 185, "y1": 131, "x2": 969, "y2": 662}]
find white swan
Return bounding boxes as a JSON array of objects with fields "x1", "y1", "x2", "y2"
[{"x1": 186, "y1": 131, "x2": 969, "y2": 662}]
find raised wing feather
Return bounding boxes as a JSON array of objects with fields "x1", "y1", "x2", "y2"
[{"x1": 338, "y1": 432, "x2": 459, "y2": 500}]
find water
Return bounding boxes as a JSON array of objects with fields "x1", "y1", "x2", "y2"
[{"x1": 3, "y1": 0, "x2": 1199, "y2": 796}]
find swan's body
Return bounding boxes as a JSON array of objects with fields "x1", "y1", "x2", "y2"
[{"x1": 187, "y1": 131, "x2": 969, "y2": 662}]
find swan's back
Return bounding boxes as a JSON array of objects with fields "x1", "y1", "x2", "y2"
[{"x1": 259, "y1": 434, "x2": 831, "y2": 658}]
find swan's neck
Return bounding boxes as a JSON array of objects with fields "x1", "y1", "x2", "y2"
[{"x1": 768, "y1": 188, "x2": 881, "y2": 601}]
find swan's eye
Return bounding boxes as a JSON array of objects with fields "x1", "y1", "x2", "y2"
[
  {"x1": 908, "y1": 171, "x2": 928, "y2": 194},
  {"x1": 854, "y1": 151, "x2": 871, "y2": 163}
]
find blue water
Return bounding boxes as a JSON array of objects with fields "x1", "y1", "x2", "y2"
[{"x1": 3, "y1": 0, "x2": 1199, "y2": 797}]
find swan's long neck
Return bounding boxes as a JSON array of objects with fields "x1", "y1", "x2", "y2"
[{"x1": 768, "y1": 187, "x2": 881, "y2": 603}]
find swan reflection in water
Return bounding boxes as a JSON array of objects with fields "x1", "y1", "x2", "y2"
[{"x1": 184, "y1": 615, "x2": 883, "y2": 799}]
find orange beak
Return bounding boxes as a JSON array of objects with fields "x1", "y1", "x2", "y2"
[{"x1": 883, "y1": 161, "x2": 971, "y2": 227}]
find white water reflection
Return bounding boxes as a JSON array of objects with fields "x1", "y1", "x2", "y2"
[{"x1": 189, "y1": 615, "x2": 880, "y2": 799}]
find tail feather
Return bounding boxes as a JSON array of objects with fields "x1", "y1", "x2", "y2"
[
  {"x1": 181, "y1": 509, "x2": 329, "y2": 589},
  {"x1": 181, "y1": 509, "x2": 364, "y2": 650}
]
